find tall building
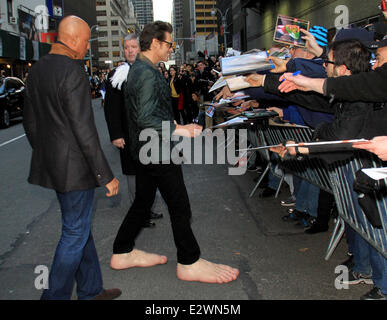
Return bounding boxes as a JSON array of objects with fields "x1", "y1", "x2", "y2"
[
  {"x1": 194, "y1": 0, "x2": 218, "y2": 56},
  {"x1": 173, "y1": 0, "x2": 184, "y2": 64},
  {"x1": 174, "y1": 0, "x2": 220, "y2": 63},
  {"x1": 96, "y1": 0, "x2": 138, "y2": 70},
  {"x1": 132, "y1": 0, "x2": 153, "y2": 29}
]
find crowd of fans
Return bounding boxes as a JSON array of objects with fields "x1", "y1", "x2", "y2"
[
  {"x1": 156, "y1": 57, "x2": 222, "y2": 125},
  {"x1": 211, "y1": 9, "x2": 387, "y2": 300}
]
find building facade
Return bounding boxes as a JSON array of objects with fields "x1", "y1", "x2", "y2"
[
  {"x1": 194, "y1": 0, "x2": 219, "y2": 57},
  {"x1": 96, "y1": 0, "x2": 138, "y2": 69},
  {"x1": 172, "y1": 0, "x2": 184, "y2": 65},
  {"x1": 0, "y1": 0, "x2": 62, "y2": 78},
  {"x1": 132, "y1": 0, "x2": 153, "y2": 29},
  {"x1": 235, "y1": 0, "x2": 383, "y2": 52},
  {"x1": 177, "y1": 0, "x2": 220, "y2": 63}
]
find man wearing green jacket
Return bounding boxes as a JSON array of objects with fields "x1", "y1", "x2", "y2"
[{"x1": 110, "y1": 21, "x2": 239, "y2": 284}]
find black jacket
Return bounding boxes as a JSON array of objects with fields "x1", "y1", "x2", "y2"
[
  {"x1": 325, "y1": 63, "x2": 387, "y2": 103},
  {"x1": 23, "y1": 43, "x2": 114, "y2": 192},
  {"x1": 194, "y1": 69, "x2": 214, "y2": 101},
  {"x1": 104, "y1": 66, "x2": 136, "y2": 175},
  {"x1": 264, "y1": 73, "x2": 387, "y2": 163}
]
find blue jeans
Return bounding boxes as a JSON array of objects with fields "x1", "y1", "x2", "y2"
[
  {"x1": 295, "y1": 179, "x2": 319, "y2": 217},
  {"x1": 344, "y1": 166, "x2": 387, "y2": 294},
  {"x1": 41, "y1": 189, "x2": 103, "y2": 300}
]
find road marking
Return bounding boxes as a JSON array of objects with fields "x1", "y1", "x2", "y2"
[{"x1": 0, "y1": 134, "x2": 26, "y2": 148}]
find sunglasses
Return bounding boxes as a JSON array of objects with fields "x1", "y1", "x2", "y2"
[{"x1": 160, "y1": 40, "x2": 173, "y2": 49}]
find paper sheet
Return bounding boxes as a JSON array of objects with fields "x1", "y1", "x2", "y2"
[{"x1": 361, "y1": 167, "x2": 387, "y2": 180}]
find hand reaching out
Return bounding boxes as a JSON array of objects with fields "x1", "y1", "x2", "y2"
[
  {"x1": 353, "y1": 136, "x2": 387, "y2": 161},
  {"x1": 300, "y1": 28, "x2": 323, "y2": 58},
  {"x1": 278, "y1": 73, "x2": 312, "y2": 93},
  {"x1": 245, "y1": 73, "x2": 264, "y2": 87},
  {"x1": 268, "y1": 56, "x2": 288, "y2": 73}
]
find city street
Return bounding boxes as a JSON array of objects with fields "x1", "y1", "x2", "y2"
[{"x1": 0, "y1": 99, "x2": 369, "y2": 300}]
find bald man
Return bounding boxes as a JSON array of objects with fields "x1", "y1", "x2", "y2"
[{"x1": 23, "y1": 16, "x2": 121, "y2": 300}]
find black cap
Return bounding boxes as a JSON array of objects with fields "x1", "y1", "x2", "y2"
[
  {"x1": 368, "y1": 37, "x2": 387, "y2": 49},
  {"x1": 334, "y1": 28, "x2": 375, "y2": 48}
]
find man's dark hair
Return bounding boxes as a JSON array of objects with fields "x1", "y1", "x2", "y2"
[
  {"x1": 140, "y1": 20, "x2": 173, "y2": 51},
  {"x1": 329, "y1": 39, "x2": 371, "y2": 74}
]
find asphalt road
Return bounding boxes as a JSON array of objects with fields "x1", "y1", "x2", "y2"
[{"x1": 0, "y1": 99, "x2": 371, "y2": 301}]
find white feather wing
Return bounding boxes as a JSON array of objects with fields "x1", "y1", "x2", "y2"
[{"x1": 110, "y1": 62, "x2": 130, "y2": 90}]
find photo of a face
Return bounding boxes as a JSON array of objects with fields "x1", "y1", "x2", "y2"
[{"x1": 274, "y1": 15, "x2": 310, "y2": 47}]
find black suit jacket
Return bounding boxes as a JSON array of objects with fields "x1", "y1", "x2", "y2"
[
  {"x1": 23, "y1": 50, "x2": 114, "y2": 192},
  {"x1": 104, "y1": 67, "x2": 136, "y2": 175}
]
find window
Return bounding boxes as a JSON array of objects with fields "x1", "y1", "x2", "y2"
[
  {"x1": 111, "y1": 20, "x2": 118, "y2": 26},
  {"x1": 96, "y1": 10, "x2": 106, "y2": 16},
  {"x1": 112, "y1": 51, "x2": 121, "y2": 57},
  {"x1": 7, "y1": 0, "x2": 13, "y2": 21},
  {"x1": 111, "y1": 30, "x2": 119, "y2": 36},
  {"x1": 112, "y1": 41, "x2": 119, "y2": 47},
  {"x1": 99, "y1": 52, "x2": 109, "y2": 58},
  {"x1": 98, "y1": 20, "x2": 107, "y2": 27},
  {"x1": 98, "y1": 41, "x2": 109, "y2": 47},
  {"x1": 96, "y1": 1, "x2": 106, "y2": 5},
  {"x1": 98, "y1": 31, "x2": 108, "y2": 37}
]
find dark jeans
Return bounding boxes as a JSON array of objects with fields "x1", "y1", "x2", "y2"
[
  {"x1": 41, "y1": 189, "x2": 103, "y2": 300},
  {"x1": 113, "y1": 162, "x2": 201, "y2": 265}
]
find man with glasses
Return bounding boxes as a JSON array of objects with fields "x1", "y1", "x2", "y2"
[
  {"x1": 104, "y1": 34, "x2": 163, "y2": 228},
  {"x1": 257, "y1": 38, "x2": 387, "y2": 300},
  {"x1": 109, "y1": 21, "x2": 239, "y2": 284}
]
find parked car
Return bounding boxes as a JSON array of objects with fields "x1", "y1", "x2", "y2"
[{"x1": 0, "y1": 77, "x2": 25, "y2": 128}]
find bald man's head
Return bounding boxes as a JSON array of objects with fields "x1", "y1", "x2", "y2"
[{"x1": 58, "y1": 16, "x2": 90, "y2": 59}]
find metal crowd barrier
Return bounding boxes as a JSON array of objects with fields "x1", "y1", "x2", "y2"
[
  {"x1": 327, "y1": 154, "x2": 387, "y2": 259},
  {"x1": 244, "y1": 119, "x2": 387, "y2": 260}
]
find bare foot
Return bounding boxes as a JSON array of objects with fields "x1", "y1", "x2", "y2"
[
  {"x1": 110, "y1": 249, "x2": 168, "y2": 270},
  {"x1": 176, "y1": 258, "x2": 239, "y2": 284}
]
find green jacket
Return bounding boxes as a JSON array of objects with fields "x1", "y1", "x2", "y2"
[{"x1": 123, "y1": 53, "x2": 177, "y2": 163}]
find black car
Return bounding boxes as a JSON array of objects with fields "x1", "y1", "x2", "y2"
[{"x1": 0, "y1": 77, "x2": 25, "y2": 128}]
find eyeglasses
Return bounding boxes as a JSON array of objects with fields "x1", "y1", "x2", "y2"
[
  {"x1": 323, "y1": 59, "x2": 351, "y2": 71},
  {"x1": 323, "y1": 59, "x2": 336, "y2": 65},
  {"x1": 160, "y1": 40, "x2": 173, "y2": 49}
]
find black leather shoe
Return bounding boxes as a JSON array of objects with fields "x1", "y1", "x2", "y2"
[
  {"x1": 93, "y1": 288, "x2": 122, "y2": 300},
  {"x1": 143, "y1": 220, "x2": 156, "y2": 228},
  {"x1": 304, "y1": 223, "x2": 328, "y2": 234},
  {"x1": 150, "y1": 211, "x2": 163, "y2": 219}
]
